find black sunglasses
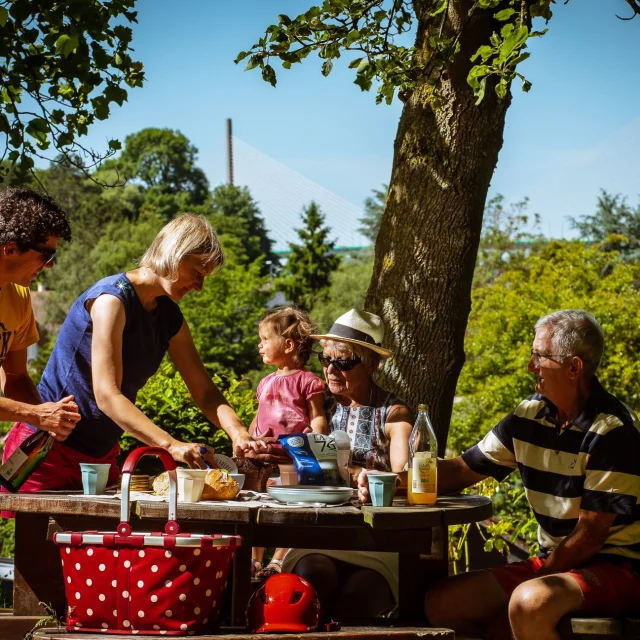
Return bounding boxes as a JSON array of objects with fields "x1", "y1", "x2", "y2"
[
  {"x1": 317, "y1": 353, "x2": 362, "y2": 371},
  {"x1": 30, "y1": 245, "x2": 56, "y2": 266}
]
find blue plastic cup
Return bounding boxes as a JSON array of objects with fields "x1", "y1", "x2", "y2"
[
  {"x1": 80, "y1": 463, "x2": 111, "y2": 495},
  {"x1": 368, "y1": 473, "x2": 399, "y2": 507}
]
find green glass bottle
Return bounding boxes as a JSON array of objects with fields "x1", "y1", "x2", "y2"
[{"x1": 0, "y1": 430, "x2": 54, "y2": 492}]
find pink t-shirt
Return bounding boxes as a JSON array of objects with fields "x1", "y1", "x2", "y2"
[{"x1": 254, "y1": 369, "x2": 325, "y2": 438}]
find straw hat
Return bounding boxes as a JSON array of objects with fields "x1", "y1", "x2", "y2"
[{"x1": 310, "y1": 309, "x2": 392, "y2": 358}]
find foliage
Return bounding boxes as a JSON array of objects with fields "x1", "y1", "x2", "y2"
[
  {"x1": 447, "y1": 239, "x2": 640, "y2": 556},
  {"x1": 108, "y1": 128, "x2": 210, "y2": 221},
  {"x1": 44, "y1": 211, "x2": 163, "y2": 323},
  {"x1": 450, "y1": 240, "x2": 640, "y2": 457},
  {"x1": 0, "y1": 0, "x2": 144, "y2": 182},
  {"x1": 125, "y1": 360, "x2": 259, "y2": 460},
  {"x1": 276, "y1": 201, "x2": 341, "y2": 310},
  {"x1": 0, "y1": 516, "x2": 14, "y2": 558},
  {"x1": 180, "y1": 255, "x2": 271, "y2": 376},
  {"x1": 310, "y1": 251, "x2": 374, "y2": 332},
  {"x1": 571, "y1": 190, "x2": 640, "y2": 262},
  {"x1": 209, "y1": 184, "x2": 279, "y2": 272},
  {"x1": 236, "y1": 1, "x2": 554, "y2": 105},
  {"x1": 474, "y1": 194, "x2": 543, "y2": 288},
  {"x1": 358, "y1": 185, "x2": 387, "y2": 244}
]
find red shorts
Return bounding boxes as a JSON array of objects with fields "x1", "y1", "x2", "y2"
[
  {"x1": 490, "y1": 555, "x2": 640, "y2": 616},
  {"x1": 1, "y1": 422, "x2": 121, "y2": 518}
]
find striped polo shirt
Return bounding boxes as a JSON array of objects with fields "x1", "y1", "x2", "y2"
[{"x1": 462, "y1": 378, "x2": 640, "y2": 565}]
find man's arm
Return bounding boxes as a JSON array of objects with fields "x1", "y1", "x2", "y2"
[
  {"x1": 536, "y1": 509, "x2": 616, "y2": 576},
  {"x1": 0, "y1": 349, "x2": 80, "y2": 440},
  {"x1": 438, "y1": 456, "x2": 488, "y2": 495}
]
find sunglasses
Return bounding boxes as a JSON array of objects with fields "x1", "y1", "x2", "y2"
[
  {"x1": 317, "y1": 353, "x2": 361, "y2": 371},
  {"x1": 30, "y1": 245, "x2": 56, "y2": 266}
]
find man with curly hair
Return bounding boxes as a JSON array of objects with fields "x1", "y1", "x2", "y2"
[{"x1": 0, "y1": 187, "x2": 81, "y2": 444}]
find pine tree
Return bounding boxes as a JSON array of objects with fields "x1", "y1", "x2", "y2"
[
  {"x1": 277, "y1": 201, "x2": 341, "y2": 310},
  {"x1": 358, "y1": 184, "x2": 388, "y2": 244}
]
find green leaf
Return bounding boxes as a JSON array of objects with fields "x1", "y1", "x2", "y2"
[
  {"x1": 278, "y1": 14, "x2": 292, "y2": 26},
  {"x1": 262, "y1": 64, "x2": 277, "y2": 87},
  {"x1": 235, "y1": 51, "x2": 249, "y2": 64},
  {"x1": 55, "y1": 34, "x2": 79, "y2": 58},
  {"x1": 431, "y1": 0, "x2": 448, "y2": 16},
  {"x1": 348, "y1": 57, "x2": 363, "y2": 69},
  {"x1": 108, "y1": 139, "x2": 122, "y2": 151},
  {"x1": 0, "y1": 7, "x2": 8, "y2": 27},
  {"x1": 471, "y1": 45, "x2": 493, "y2": 63},
  {"x1": 495, "y1": 8, "x2": 516, "y2": 21},
  {"x1": 245, "y1": 55, "x2": 262, "y2": 71},
  {"x1": 25, "y1": 118, "x2": 49, "y2": 146},
  {"x1": 495, "y1": 79, "x2": 508, "y2": 99},
  {"x1": 500, "y1": 26, "x2": 529, "y2": 59},
  {"x1": 321, "y1": 59, "x2": 333, "y2": 77},
  {"x1": 345, "y1": 29, "x2": 360, "y2": 46}
]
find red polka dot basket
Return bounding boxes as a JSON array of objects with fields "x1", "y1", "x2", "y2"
[{"x1": 53, "y1": 446, "x2": 242, "y2": 636}]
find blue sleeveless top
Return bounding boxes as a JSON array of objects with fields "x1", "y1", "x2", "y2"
[{"x1": 37, "y1": 273, "x2": 184, "y2": 457}]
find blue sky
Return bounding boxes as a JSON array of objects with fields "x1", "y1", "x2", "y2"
[{"x1": 79, "y1": 0, "x2": 640, "y2": 243}]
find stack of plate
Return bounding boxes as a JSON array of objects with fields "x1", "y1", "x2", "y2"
[
  {"x1": 127, "y1": 475, "x2": 151, "y2": 492},
  {"x1": 267, "y1": 485, "x2": 354, "y2": 506}
]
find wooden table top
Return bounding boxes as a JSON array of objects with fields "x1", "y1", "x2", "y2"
[
  {"x1": 32, "y1": 626, "x2": 455, "y2": 639},
  {"x1": 0, "y1": 492, "x2": 491, "y2": 529}
]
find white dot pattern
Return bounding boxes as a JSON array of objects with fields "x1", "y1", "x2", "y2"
[{"x1": 59, "y1": 540, "x2": 236, "y2": 633}]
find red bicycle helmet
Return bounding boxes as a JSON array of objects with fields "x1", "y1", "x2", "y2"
[{"x1": 246, "y1": 573, "x2": 321, "y2": 633}]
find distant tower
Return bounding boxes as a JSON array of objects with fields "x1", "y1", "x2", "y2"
[{"x1": 226, "y1": 118, "x2": 234, "y2": 186}]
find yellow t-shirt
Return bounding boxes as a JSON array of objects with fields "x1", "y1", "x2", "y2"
[{"x1": 0, "y1": 283, "x2": 39, "y2": 368}]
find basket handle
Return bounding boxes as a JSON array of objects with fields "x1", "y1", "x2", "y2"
[{"x1": 119, "y1": 446, "x2": 179, "y2": 536}]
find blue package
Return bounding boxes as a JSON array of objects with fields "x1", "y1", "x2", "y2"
[{"x1": 279, "y1": 433, "x2": 350, "y2": 486}]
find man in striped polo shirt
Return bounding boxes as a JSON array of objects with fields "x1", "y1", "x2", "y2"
[
  {"x1": 427, "y1": 310, "x2": 640, "y2": 639},
  {"x1": 360, "y1": 310, "x2": 640, "y2": 639}
]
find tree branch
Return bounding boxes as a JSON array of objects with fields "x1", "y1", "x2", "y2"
[{"x1": 617, "y1": 0, "x2": 640, "y2": 20}]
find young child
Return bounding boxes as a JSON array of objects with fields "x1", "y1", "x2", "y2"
[{"x1": 250, "y1": 307, "x2": 327, "y2": 578}]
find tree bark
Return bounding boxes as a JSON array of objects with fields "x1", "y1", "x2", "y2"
[{"x1": 366, "y1": 0, "x2": 513, "y2": 452}]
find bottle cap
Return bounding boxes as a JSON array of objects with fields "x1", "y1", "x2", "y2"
[{"x1": 417, "y1": 403, "x2": 428, "y2": 412}]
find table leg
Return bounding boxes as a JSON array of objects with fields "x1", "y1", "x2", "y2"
[
  {"x1": 230, "y1": 523, "x2": 252, "y2": 628},
  {"x1": 13, "y1": 513, "x2": 65, "y2": 617},
  {"x1": 397, "y1": 526, "x2": 448, "y2": 623}
]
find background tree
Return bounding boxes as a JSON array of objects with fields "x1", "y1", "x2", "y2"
[
  {"x1": 571, "y1": 190, "x2": 640, "y2": 261},
  {"x1": 474, "y1": 194, "x2": 543, "y2": 288},
  {"x1": 310, "y1": 252, "x2": 374, "y2": 332},
  {"x1": 209, "y1": 184, "x2": 279, "y2": 271},
  {"x1": 276, "y1": 201, "x2": 341, "y2": 310},
  {"x1": 0, "y1": 0, "x2": 144, "y2": 182},
  {"x1": 238, "y1": 0, "x2": 640, "y2": 449},
  {"x1": 358, "y1": 185, "x2": 388, "y2": 244},
  {"x1": 110, "y1": 128, "x2": 210, "y2": 220}
]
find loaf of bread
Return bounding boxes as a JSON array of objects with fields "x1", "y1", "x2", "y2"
[
  {"x1": 200, "y1": 469, "x2": 238, "y2": 501},
  {"x1": 152, "y1": 469, "x2": 238, "y2": 501}
]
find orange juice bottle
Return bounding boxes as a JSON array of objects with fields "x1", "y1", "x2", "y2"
[{"x1": 407, "y1": 404, "x2": 438, "y2": 505}]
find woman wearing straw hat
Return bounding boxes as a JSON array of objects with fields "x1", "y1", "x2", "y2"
[{"x1": 282, "y1": 309, "x2": 413, "y2": 619}]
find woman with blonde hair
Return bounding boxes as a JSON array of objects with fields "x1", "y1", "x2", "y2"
[{"x1": 2, "y1": 214, "x2": 258, "y2": 492}]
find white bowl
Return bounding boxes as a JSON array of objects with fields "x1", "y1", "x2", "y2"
[
  {"x1": 176, "y1": 468, "x2": 208, "y2": 502},
  {"x1": 228, "y1": 473, "x2": 245, "y2": 491}
]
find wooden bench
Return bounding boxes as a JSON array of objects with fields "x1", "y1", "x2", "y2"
[
  {"x1": 557, "y1": 617, "x2": 640, "y2": 639},
  {"x1": 31, "y1": 626, "x2": 455, "y2": 639}
]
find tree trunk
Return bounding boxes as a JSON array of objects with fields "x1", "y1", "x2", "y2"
[{"x1": 366, "y1": 0, "x2": 513, "y2": 452}]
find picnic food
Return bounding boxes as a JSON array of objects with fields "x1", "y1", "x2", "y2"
[
  {"x1": 153, "y1": 469, "x2": 238, "y2": 500},
  {"x1": 233, "y1": 457, "x2": 274, "y2": 492},
  {"x1": 279, "y1": 432, "x2": 350, "y2": 486},
  {"x1": 408, "y1": 404, "x2": 438, "y2": 505}
]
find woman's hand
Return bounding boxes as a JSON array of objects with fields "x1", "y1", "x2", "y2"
[
  {"x1": 34, "y1": 395, "x2": 81, "y2": 441},
  {"x1": 168, "y1": 441, "x2": 215, "y2": 469},
  {"x1": 233, "y1": 433, "x2": 268, "y2": 458}
]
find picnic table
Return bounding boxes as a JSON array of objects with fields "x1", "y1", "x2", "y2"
[{"x1": 0, "y1": 491, "x2": 491, "y2": 628}]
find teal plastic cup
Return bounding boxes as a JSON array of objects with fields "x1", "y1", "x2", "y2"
[
  {"x1": 368, "y1": 472, "x2": 399, "y2": 507},
  {"x1": 80, "y1": 463, "x2": 111, "y2": 495}
]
